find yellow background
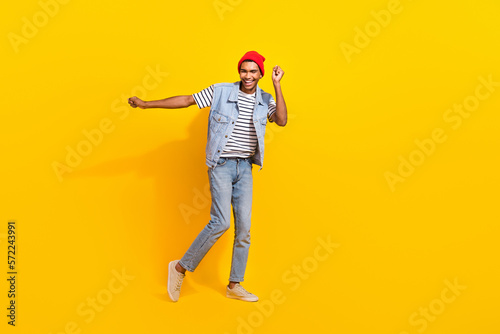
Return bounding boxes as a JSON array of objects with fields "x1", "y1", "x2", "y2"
[{"x1": 2, "y1": 0, "x2": 499, "y2": 333}]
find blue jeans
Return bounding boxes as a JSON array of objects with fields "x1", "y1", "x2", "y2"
[{"x1": 179, "y1": 157, "x2": 253, "y2": 282}]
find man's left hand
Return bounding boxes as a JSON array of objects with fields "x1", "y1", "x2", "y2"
[{"x1": 272, "y1": 65, "x2": 284, "y2": 84}]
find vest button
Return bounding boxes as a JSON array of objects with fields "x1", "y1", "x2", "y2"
[
  {"x1": 217, "y1": 150, "x2": 220, "y2": 152},
  {"x1": 225, "y1": 135, "x2": 228, "y2": 138},
  {"x1": 218, "y1": 117, "x2": 221, "y2": 121},
  {"x1": 232, "y1": 121, "x2": 234, "y2": 124}
]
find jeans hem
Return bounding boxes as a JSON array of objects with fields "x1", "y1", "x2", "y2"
[
  {"x1": 229, "y1": 278, "x2": 244, "y2": 283},
  {"x1": 178, "y1": 260, "x2": 195, "y2": 273}
]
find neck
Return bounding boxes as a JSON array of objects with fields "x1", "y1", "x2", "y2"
[{"x1": 239, "y1": 81, "x2": 257, "y2": 94}]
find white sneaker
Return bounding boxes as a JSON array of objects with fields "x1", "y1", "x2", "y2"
[
  {"x1": 167, "y1": 260, "x2": 185, "y2": 302},
  {"x1": 226, "y1": 283, "x2": 259, "y2": 302}
]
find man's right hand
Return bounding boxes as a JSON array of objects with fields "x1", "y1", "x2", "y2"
[{"x1": 128, "y1": 96, "x2": 146, "y2": 109}]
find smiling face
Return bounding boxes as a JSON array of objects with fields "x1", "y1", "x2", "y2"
[{"x1": 239, "y1": 60, "x2": 262, "y2": 94}]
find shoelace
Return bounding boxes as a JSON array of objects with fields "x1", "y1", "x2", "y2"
[
  {"x1": 234, "y1": 284, "x2": 251, "y2": 295},
  {"x1": 174, "y1": 275, "x2": 184, "y2": 292}
]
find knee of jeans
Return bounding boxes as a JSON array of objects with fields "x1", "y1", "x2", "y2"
[
  {"x1": 208, "y1": 218, "x2": 230, "y2": 233},
  {"x1": 234, "y1": 229, "x2": 251, "y2": 242}
]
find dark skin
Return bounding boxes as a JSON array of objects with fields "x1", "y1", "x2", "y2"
[{"x1": 128, "y1": 61, "x2": 287, "y2": 288}]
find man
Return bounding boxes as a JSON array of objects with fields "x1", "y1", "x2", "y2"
[{"x1": 128, "y1": 51, "x2": 287, "y2": 302}]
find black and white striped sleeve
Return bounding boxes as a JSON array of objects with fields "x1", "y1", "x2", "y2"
[
  {"x1": 268, "y1": 95, "x2": 277, "y2": 122},
  {"x1": 192, "y1": 85, "x2": 214, "y2": 109}
]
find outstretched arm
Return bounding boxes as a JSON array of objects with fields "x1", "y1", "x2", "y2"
[
  {"x1": 270, "y1": 65, "x2": 287, "y2": 127},
  {"x1": 128, "y1": 95, "x2": 196, "y2": 109}
]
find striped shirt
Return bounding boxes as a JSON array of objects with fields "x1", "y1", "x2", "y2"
[{"x1": 193, "y1": 84, "x2": 277, "y2": 158}]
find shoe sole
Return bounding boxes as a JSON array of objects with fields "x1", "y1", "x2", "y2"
[
  {"x1": 226, "y1": 294, "x2": 259, "y2": 302},
  {"x1": 167, "y1": 261, "x2": 178, "y2": 302}
]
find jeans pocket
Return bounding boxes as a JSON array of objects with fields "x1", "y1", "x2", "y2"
[{"x1": 217, "y1": 157, "x2": 227, "y2": 167}]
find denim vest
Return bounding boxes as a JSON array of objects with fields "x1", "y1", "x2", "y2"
[{"x1": 205, "y1": 82, "x2": 272, "y2": 171}]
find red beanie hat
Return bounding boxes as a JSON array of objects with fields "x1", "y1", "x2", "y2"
[{"x1": 238, "y1": 51, "x2": 265, "y2": 76}]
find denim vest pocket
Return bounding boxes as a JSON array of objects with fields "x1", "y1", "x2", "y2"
[
  {"x1": 210, "y1": 112, "x2": 229, "y2": 134},
  {"x1": 257, "y1": 116, "x2": 268, "y2": 136},
  {"x1": 260, "y1": 117, "x2": 267, "y2": 126}
]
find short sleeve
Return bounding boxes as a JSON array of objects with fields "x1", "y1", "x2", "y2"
[
  {"x1": 267, "y1": 95, "x2": 277, "y2": 122},
  {"x1": 192, "y1": 85, "x2": 214, "y2": 109}
]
